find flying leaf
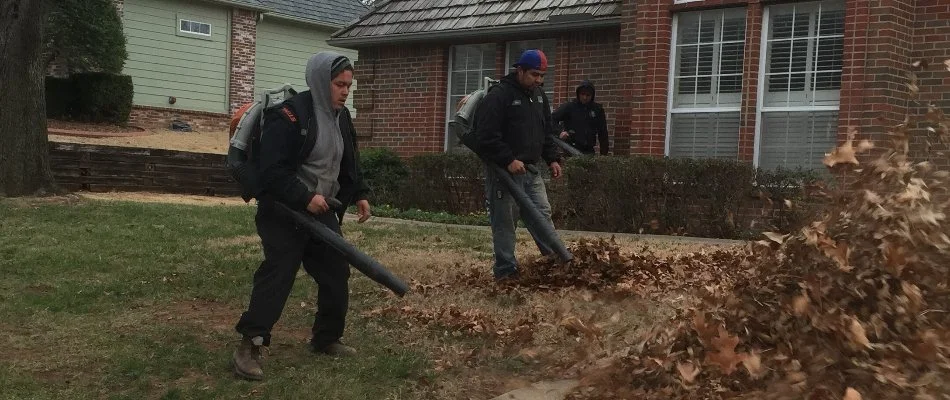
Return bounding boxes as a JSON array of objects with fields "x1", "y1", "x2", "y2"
[
  {"x1": 844, "y1": 388, "x2": 863, "y2": 400},
  {"x1": 676, "y1": 361, "x2": 701, "y2": 383},
  {"x1": 792, "y1": 295, "x2": 809, "y2": 316},
  {"x1": 763, "y1": 231, "x2": 789, "y2": 244},
  {"x1": 824, "y1": 131, "x2": 862, "y2": 167},
  {"x1": 741, "y1": 352, "x2": 765, "y2": 379},
  {"x1": 705, "y1": 327, "x2": 742, "y2": 375},
  {"x1": 848, "y1": 317, "x2": 872, "y2": 349}
]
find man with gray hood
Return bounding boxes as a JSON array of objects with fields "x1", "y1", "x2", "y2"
[{"x1": 232, "y1": 51, "x2": 371, "y2": 380}]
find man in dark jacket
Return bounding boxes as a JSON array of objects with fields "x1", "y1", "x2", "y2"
[
  {"x1": 552, "y1": 80, "x2": 609, "y2": 155},
  {"x1": 232, "y1": 51, "x2": 371, "y2": 380},
  {"x1": 474, "y1": 49, "x2": 563, "y2": 280}
]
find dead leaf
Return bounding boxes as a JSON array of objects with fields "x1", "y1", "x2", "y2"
[
  {"x1": 792, "y1": 295, "x2": 809, "y2": 316},
  {"x1": 676, "y1": 361, "x2": 701, "y2": 383},
  {"x1": 704, "y1": 327, "x2": 742, "y2": 375},
  {"x1": 763, "y1": 231, "x2": 789, "y2": 245},
  {"x1": 824, "y1": 130, "x2": 861, "y2": 167},
  {"x1": 848, "y1": 317, "x2": 872, "y2": 349},
  {"x1": 741, "y1": 352, "x2": 765, "y2": 379},
  {"x1": 844, "y1": 387, "x2": 862, "y2": 400}
]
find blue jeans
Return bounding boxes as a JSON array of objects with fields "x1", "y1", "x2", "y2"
[{"x1": 485, "y1": 164, "x2": 555, "y2": 278}]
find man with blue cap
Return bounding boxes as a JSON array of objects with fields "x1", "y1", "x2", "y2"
[{"x1": 474, "y1": 49, "x2": 563, "y2": 281}]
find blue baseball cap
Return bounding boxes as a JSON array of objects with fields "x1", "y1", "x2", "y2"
[{"x1": 513, "y1": 49, "x2": 549, "y2": 72}]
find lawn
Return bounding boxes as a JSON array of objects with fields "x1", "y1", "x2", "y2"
[{"x1": 0, "y1": 195, "x2": 738, "y2": 399}]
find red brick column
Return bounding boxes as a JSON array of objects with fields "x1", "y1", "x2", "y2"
[
  {"x1": 630, "y1": 0, "x2": 673, "y2": 157},
  {"x1": 737, "y1": 3, "x2": 763, "y2": 162},
  {"x1": 613, "y1": 0, "x2": 639, "y2": 155},
  {"x1": 229, "y1": 9, "x2": 257, "y2": 114}
]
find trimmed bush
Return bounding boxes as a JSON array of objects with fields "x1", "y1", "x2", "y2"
[
  {"x1": 45, "y1": 76, "x2": 77, "y2": 119},
  {"x1": 548, "y1": 155, "x2": 827, "y2": 238},
  {"x1": 45, "y1": 0, "x2": 128, "y2": 74},
  {"x1": 359, "y1": 147, "x2": 409, "y2": 205},
  {"x1": 71, "y1": 73, "x2": 134, "y2": 124},
  {"x1": 354, "y1": 149, "x2": 826, "y2": 239},
  {"x1": 396, "y1": 152, "x2": 485, "y2": 214}
]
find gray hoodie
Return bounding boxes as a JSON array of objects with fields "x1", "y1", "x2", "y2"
[{"x1": 299, "y1": 52, "x2": 346, "y2": 199}]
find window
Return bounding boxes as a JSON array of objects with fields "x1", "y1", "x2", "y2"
[
  {"x1": 505, "y1": 39, "x2": 556, "y2": 102},
  {"x1": 667, "y1": 8, "x2": 746, "y2": 159},
  {"x1": 179, "y1": 19, "x2": 211, "y2": 36},
  {"x1": 446, "y1": 44, "x2": 496, "y2": 151},
  {"x1": 756, "y1": 1, "x2": 844, "y2": 170}
]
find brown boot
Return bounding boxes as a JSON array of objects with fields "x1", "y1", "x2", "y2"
[
  {"x1": 313, "y1": 341, "x2": 357, "y2": 357},
  {"x1": 233, "y1": 336, "x2": 264, "y2": 380}
]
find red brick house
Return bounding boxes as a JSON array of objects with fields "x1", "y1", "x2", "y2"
[{"x1": 329, "y1": 0, "x2": 949, "y2": 170}]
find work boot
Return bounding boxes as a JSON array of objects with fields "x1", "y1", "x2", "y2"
[
  {"x1": 313, "y1": 341, "x2": 357, "y2": 357},
  {"x1": 233, "y1": 336, "x2": 264, "y2": 380}
]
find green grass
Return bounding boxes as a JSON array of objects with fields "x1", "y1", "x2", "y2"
[{"x1": 0, "y1": 198, "x2": 429, "y2": 399}]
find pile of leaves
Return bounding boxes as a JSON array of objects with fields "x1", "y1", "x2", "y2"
[
  {"x1": 568, "y1": 65, "x2": 950, "y2": 399},
  {"x1": 450, "y1": 238, "x2": 756, "y2": 300}
]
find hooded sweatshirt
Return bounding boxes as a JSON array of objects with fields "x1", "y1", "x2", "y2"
[
  {"x1": 299, "y1": 52, "x2": 346, "y2": 198},
  {"x1": 551, "y1": 80, "x2": 609, "y2": 155}
]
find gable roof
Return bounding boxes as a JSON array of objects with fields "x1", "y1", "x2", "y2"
[
  {"x1": 328, "y1": 0, "x2": 621, "y2": 47},
  {"x1": 259, "y1": 0, "x2": 370, "y2": 28}
]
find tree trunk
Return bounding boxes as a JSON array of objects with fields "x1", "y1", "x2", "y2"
[{"x1": 0, "y1": 0, "x2": 56, "y2": 197}]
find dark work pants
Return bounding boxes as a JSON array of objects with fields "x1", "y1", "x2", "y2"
[{"x1": 235, "y1": 202, "x2": 350, "y2": 349}]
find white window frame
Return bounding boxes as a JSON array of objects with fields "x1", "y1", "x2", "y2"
[
  {"x1": 178, "y1": 18, "x2": 212, "y2": 37},
  {"x1": 665, "y1": 8, "x2": 746, "y2": 158},
  {"x1": 445, "y1": 43, "x2": 496, "y2": 152},
  {"x1": 753, "y1": 1, "x2": 844, "y2": 168},
  {"x1": 504, "y1": 39, "x2": 556, "y2": 102}
]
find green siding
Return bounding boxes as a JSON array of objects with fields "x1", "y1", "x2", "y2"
[
  {"x1": 122, "y1": 0, "x2": 229, "y2": 113},
  {"x1": 255, "y1": 19, "x2": 360, "y2": 115}
]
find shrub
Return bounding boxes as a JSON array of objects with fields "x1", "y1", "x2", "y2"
[
  {"x1": 45, "y1": 76, "x2": 77, "y2": 119},
  {"x1": 71, "y1": 73, "x2": 134, "y2": 124},
  {"x1": 548, "y1": 155, "x2": 826, "y2": 239},
  {"x1": 356, "y1": 150, "x2": 826, "y2": 240},
  {"x1": 45, "y1": 0, "x2": 128, "y2": 74},
  {"x1": 396, "y1": 152, "x2": 484, "y2": 214},
  {"x1": 359, "y1": 147, "x2": 409, "y2": 205}
]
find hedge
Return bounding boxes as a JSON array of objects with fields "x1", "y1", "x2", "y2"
[
  {"x1": 358, "y1": 151, "x2": 827, "y2": 240},
  {"x1": 45, "y1": 72, "x2": 133, "y2": 124}
]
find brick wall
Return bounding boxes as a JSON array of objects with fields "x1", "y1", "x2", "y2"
[
  {"x1": 353, "y1": 45, "x2": 448, "y2": 156},
  {"x1": 555, "y1": 28, "x2": 621, "y2": 153},
  {"x1": 630, "y1": 0, "x2": 673, "y2": 157},
  {"x1": 229, "y1": 9, "x2": 257, "y2": 114},
  {"x1": 912, "y1": 0, "x2": 950, "y2": 169},
  {"x1": 614, "y1": 0, "x2": 639, "y2": 155},
  {"x1": 129, "y1": 106, "x2": 230, "y2": 132}
]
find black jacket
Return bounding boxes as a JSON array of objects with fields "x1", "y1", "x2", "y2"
[
  {"x1": 474, "y1": 72, "x2": 561, "y2": 168},
  {"x1": 256, "y1": 90, "x2": 369, "y2": 221},
  {"x1": 552, "y1": 80, "x2": 609, "y2": 155}
]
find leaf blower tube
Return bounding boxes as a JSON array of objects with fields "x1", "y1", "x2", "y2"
[
  {"x1": 273, "y1": 199, "x2": 410, "y2": 297},
  {"x1": 451, "y1": 89, "x2": 572, "y2": 263},
  {"x1": 551, "y1": 135, "x2": 585, "y2": 157}
]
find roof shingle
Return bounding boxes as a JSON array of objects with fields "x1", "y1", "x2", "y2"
[
  {"x1": 259, "y1": 0, "x2": 370, "y2": 27},
  {"x1": 332, "y1": 0, "x2": 620, "y2": 40}
]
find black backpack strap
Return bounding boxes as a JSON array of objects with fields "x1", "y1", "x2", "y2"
[{"x1": 279, "y1": 91, "x2": 317, "y2": 167}]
